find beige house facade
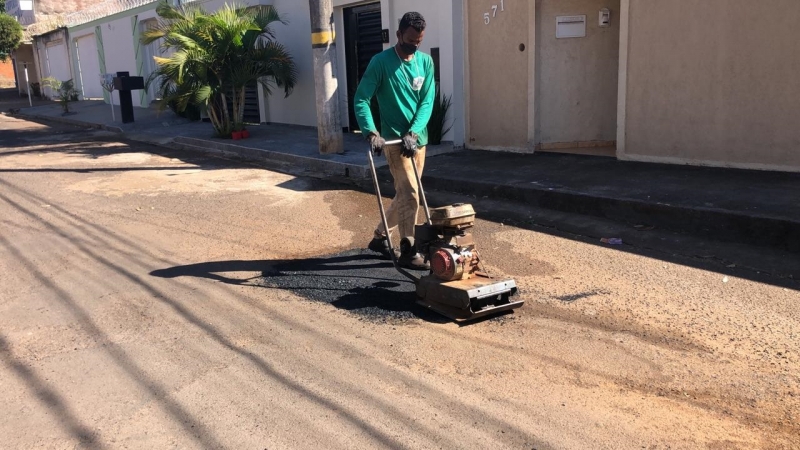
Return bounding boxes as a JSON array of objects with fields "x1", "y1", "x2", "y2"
[
  {"x1": 465, "y1": 0, "x2": 800, "y2": 172},
  {"x1": 19, "y1": 0, "x2": 799, "y2": 172}
]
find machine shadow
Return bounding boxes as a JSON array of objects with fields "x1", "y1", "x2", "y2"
[{"x1": 151, "y1": 250, "x2": 459, "y2": 325}]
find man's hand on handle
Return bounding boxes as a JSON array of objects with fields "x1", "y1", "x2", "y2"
[
  {"x1": 401, "y1": 132, "x2": 419, "y2": 158},
  {"x1": 369, "y1": 133, "x2": 386, "y2": 156}
]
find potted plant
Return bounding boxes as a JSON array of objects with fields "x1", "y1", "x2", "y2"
[
  {"x1": 232, "y1": 121, "x2": 245, "y2": 140},
  {"x1": 427, "y1": 83, "x2": 453, "y2": 146},
  {"x1": 41, "y1": 78, "x2": 80, "y2": 115},
  {"x1": 30, "y1": 82, "x2": 41, "y2": 98}
]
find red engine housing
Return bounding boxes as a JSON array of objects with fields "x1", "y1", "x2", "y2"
[{"x1": 430, "y1": 247, "x2": 479, "y2": 281}]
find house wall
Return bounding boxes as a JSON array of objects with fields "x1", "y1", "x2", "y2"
[
  {"x1": 465, "y1": 0, "x2": 620, "y2": 152},
  {"x1": 248, "y1": 0, "x2": 318, "y2": 127},
  {"x1": 248, "y1": 0, "x2": 459, "y2": 142},
  {"x1": 33, "y1": 29, "x2": 73, "y2": 98},
  {"x1": 466, "y1": 0, "x2": 532, "y2": 151},
  {"x1": 620, "y1": 0, "x2": 800, "y2": 171},
  {"x1": 101, "y1": 14, "x2": 147, "y2": 106},
  {"x1": 48, "y1": 0, "x2": 461, "y2": 143},
  {"x1": 11, "y1": 44, "x2": 48, "y2": 96},
  {"x1": 14, "y1": 45, "x2": 41, "y2": 93},
  {"x1": 0, "y1": 60, "x2": 16, "y2": 88},
  {"x1": 69, "y1": 4, "x2": 161, "y2": 107},
  {"x1": 536, "y1": 0, "x2": 620, "y2": 145}
]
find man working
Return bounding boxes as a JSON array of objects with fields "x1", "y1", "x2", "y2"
[{"x1": 354, "y1": 11, "x2": 435, "y2": 271}]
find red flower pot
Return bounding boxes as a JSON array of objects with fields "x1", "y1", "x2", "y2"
[
  {"x1": 241, "y1": 129, "x2": 251, "y2": 139},
  {"x1": 232, "y1": 131, "x2": 243, "y2": 140}
]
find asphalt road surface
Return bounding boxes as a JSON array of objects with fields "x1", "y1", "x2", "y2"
[{"x1": 1, "y1": 113, "x2": 798, "y2": 449}]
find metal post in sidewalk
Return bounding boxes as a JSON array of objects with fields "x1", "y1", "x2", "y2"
[
  {"x1": 23, "y1": 64, "x2": 32, "y2": 108},
  {"x1": 101, "y1": 74, "x2": 116, "y2": 122},
  {"x1": 308, "y1": 0, "x2": 344, "y2": 155}
]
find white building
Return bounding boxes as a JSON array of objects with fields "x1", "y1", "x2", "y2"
[
  {"x1": 30, "y1": 0, "x2": 462, "y2": 144},
  {"x1": 28, "y1": 0, "x2": 800, "y2": 172}
]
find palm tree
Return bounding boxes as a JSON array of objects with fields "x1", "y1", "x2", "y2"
[
  {"x1": 142, "y1": 0, "x2": 297, "y2": 137},
  {"x1": 41, "y1": 78, "x2": 79, "y2": 114}
]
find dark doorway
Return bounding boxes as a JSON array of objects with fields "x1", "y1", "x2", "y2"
[
  {"x1": 343, "y1": 3, "x2": 383, "y2": 133},
  {"x1": 242, "y1": 81, "x2": 261, "y2": 124},
  {"x1": 226, "y1": 81, "x2": 261, "y2": 124}
]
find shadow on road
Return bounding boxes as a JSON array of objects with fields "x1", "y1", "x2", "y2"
[
  {"x1": 150, "y1": 251, "x2": 457, "y2": 324},
  {"x1": 0, "y1": 332, "x2": 103, "y2": 449},
  {"x1": 4, "y1": 113, "x2": 798, "y2": 294},
  {"x1": 0, "y1": 176, "x2": 548, "y2": 450}
]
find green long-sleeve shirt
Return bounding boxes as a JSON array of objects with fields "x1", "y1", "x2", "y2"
[{"x1": 354, "y1": 48, "x2": 436, "y2": 147}]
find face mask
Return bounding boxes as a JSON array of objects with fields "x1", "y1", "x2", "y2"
[{"x1": 400, "y1": 42, "x2": 419, "y2": 55}]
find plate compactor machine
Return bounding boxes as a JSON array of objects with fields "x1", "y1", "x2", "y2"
[{"x1": 368, "y1": 144, "x2": 524, "y2": 322}]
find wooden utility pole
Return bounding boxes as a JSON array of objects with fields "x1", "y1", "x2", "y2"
[{"x1": 308, "y1": 0, "x2": 344, "y2": 155}]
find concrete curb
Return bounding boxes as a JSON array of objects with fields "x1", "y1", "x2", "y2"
[
  {"x1": 11, "y1": 110, "x2": 460, "y2": 180},
  {"x1": 171, "y1": 137, "x2": 459, "y2": 180},
  {"x1": 417, "y1": 175, "x2": 800, "y2": 253},
  {"x1": 173, "y1": 136, "x2": 377, "y2": 179},
  {"x1": 12, "y1": 111, "x2": 397, "y2": 179},
  {"x1": 12, "y1": 111, "x2": 124, "y2": 133}
]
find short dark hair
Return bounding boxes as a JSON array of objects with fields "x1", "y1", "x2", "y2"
[{"x1": 399, "y1": 12, "x2": 426, "y2": 33}]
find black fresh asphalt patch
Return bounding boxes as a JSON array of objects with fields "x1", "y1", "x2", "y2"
[
  {"x1": 151, "y1": 249, "x2": 515, "y2": 324},
  {"x1": 257, "y1": 249, "x2": 447, "y2": 323}
]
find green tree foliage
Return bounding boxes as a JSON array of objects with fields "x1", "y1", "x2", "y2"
[
  {"x1": 0, "y1": 13, "x2": 23, "y2": 61},
  {"x1": 142, "y1": 1, "x2": 297, "y2": 137}
]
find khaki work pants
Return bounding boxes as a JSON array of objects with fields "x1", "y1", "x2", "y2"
[{"x1": 375, "y1": 144, "x2": 426, "y2": 241}]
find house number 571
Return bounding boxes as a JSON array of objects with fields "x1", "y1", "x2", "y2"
[{"x1": 484, "y1": 0, "x2": 505, "y2": 25}]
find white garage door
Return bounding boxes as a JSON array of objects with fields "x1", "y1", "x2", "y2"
[
  {"x1": 46, "y1": 41, "x2": 71, "y2": 83},
  {"x1": 76, "y1": 36, "x2": 104, "y2": 99},
  {"x1": 141, "y1": 20, "x2": 168, "y2": 104},
  {"x1": 43, "y1": 41, "x2": 70, "y2": 98}
]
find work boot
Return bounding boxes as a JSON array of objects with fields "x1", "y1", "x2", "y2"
[
  {"x1": 367, "y1": 236, "x2": 392, "y2": 259},
  {"x1": 399, "y1": 252, "x2": 430, "y2": 271}
]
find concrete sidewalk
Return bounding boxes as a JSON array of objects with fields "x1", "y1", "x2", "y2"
[
  {"x1": 12, "y1": 100, "x2": 457, "y2": 178},
  {"x1": 10, "y1": 99, "x2": 800, "y2": 253}
]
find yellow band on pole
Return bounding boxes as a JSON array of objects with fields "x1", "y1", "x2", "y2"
[{"x1": 311, "y1": 30, "x2": 335, "y2": 45}]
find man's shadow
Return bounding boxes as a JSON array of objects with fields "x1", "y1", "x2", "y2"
[{"x1": 150, "y1": 250, "x2": 449, "y2": 323}]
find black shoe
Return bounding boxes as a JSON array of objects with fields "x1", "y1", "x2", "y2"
[
  {"x1": 367, "y1": 237, "x2": 392, "y2": 259},
  {"x1": 399, "y1": 252, "x2": 430, "y2": 271}
]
